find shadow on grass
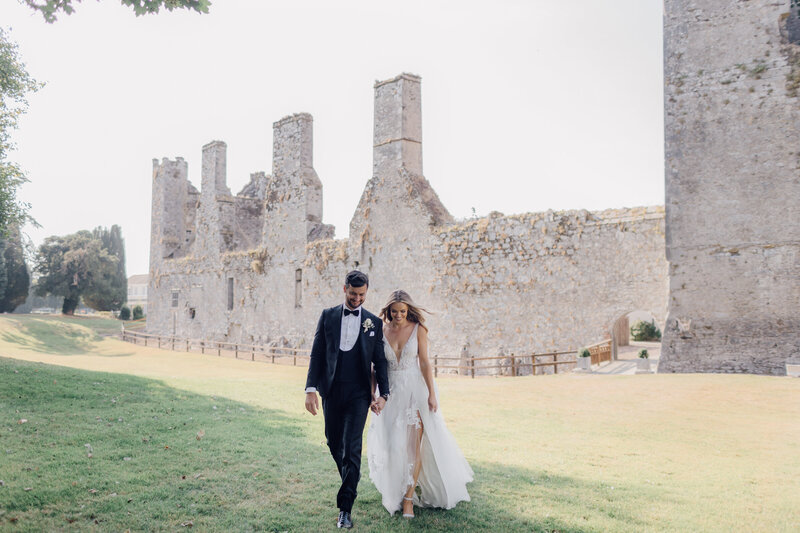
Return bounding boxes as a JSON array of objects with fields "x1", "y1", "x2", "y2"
[
  {"x1": 0, "y1": 316, "x2": 132, "y2": 357},
  {"x1": 0, "y1": 357, "x2": 670, "y2": 532}
]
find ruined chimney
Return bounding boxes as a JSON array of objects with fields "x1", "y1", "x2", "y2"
[
  {"x1": 150, "y1": 157, "x2": 188, "y2": 270},
  {"x1": 262, "y1": 113, "x2": 332, "y2": 258},
  {"x1": 372, "y1": 73, "x2": 423, "y2": 179},
  {"x1": 201, "y1": 140, "x2": 231, "y2": 196},
  {"x1": 272, "y1": 113, "x2": 314, "y2": 179}
]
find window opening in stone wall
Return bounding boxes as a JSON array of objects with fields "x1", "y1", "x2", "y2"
[
  {"x1": 295, "y1": 269, "x2": 302, "y2": 308},
  {"x1": 171, "y1": 290, "x2": 179, "y2": 308},
  {"x1": 789, "y1": 1, "x2": 800, "y2": 44},
  {"x1": 227, "y1": 277, "x2": 234, "y2": 311}
]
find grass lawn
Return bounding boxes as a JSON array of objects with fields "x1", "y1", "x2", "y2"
[{"x1": 0, "y1": 315, "x2": 798, "y2": 532}]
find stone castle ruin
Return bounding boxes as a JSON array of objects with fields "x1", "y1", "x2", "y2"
[
  {"x1": 150, "y1": 4, "x2": 800, "y2": 376},
  {"x1": 148, "y1": 73, "x2": 668, "y2": 365},
  {"x1": 660, "y1": 0, "x2": 800, "y2": 374}
]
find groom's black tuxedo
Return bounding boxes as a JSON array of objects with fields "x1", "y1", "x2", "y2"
[
  {"x1": 306, "y1": 304, "x2": 390, "y2": 513},
  {"x1": 306, "y1": 304, "x2": 390, "y2": 397}
]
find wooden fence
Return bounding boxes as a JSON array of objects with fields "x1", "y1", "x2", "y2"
[
  {"x1": 586, "y1": 339, "x2": 613, "y2": 365},
  {"x1": 121, "y1": 329, "x2": 311, "y2": 365},
  {"x1": 120, "y1": 328, "x2": 613, "y2": 378}
]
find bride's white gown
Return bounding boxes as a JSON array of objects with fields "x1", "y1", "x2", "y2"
[{"x1": 367, "y1": 324, "x2": 474, "y2": 515}]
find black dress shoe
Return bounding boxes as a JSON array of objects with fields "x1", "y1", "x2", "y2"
[{"x1": 337, "y1": 511, "x2": 353, "y2": 529}]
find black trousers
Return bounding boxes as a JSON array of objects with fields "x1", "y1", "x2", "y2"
[{"x1": 322, "y1": 381, "x2": 371, "y2": 513}]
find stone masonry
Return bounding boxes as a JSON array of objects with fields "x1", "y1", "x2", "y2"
[
  {"x1": 661, "y1": 1, "x2": 800, "y2": 374},
  {"x1": 148, "y1": 73, "x2": 668, "y2": 370}
]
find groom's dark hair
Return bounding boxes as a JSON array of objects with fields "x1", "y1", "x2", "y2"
[{"x1": 345, "y1": 270, "x2": 369, "y2": 288}]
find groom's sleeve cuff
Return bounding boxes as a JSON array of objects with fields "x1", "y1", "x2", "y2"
[{"x1": 305, "y1": 387, "x2": 317, "y2": 393}]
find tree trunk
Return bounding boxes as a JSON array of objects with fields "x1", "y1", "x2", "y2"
[{"x1": 62, "y1": 295, "x2": 79, "y2": 315}]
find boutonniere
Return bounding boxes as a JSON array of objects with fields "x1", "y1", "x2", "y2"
[{"x1": 362, "y1": 318, "x2": 375, "y2": 333}]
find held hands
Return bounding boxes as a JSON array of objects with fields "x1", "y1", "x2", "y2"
[
  {"x1": 428, "y1": 394, "x2": 438, "y2": 412},
  {"x1": 370, "y1": 396, "x2": 386, "y2": 415},
  {"x1": 305, "y1": 392, "x2": 319, "y2": 416}
]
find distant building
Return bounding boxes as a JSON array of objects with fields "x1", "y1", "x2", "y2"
[{"x1": 127, "y1": 274, "x2": 148, "y2": 315}]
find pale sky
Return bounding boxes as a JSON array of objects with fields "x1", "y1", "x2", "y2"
[{"x1": 2, "y1": 0, "x2": 664, "y2": 276}]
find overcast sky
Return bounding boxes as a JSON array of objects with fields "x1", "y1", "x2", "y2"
[{"x1": 2, "y1": 0, "x2": 664, "y2": 276}]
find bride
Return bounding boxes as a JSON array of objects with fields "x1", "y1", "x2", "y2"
[{"x1": 367, "y1": 290, "x2": 473, "y2": 518}]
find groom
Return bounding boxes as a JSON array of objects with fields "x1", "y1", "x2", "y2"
[{"x1": 304, "y1": 270, "x2": 390, "y2": 529}]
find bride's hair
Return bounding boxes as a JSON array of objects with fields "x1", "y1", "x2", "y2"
[{"x1": 380, "y1": 290, "x2": 430, "y2": 332}]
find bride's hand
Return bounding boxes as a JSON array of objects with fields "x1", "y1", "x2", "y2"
[{"x1": 428, "y1": 394, "x2": 438, "y2": 412}]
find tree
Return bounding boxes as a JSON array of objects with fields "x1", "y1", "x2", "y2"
[
  {"x1": 118, "y1": 305, "x2": 131, "y2": 320},
  {"x1": 83, "y1": 225, "x2": 127, "y2": 311},
  {"x1": 0, "y1": 28, "x2": 40, "y2": 236},
  {"x1": 132, "y1": 305, "x2": 143, "y2": 320},
  {"x1": 0, "y1": 225, "x2": 30, "y2": 312},
  {"x1": 34, "y1": 230, "x2": 118, "y2": 315},
  {"x1": 631, "y1": 320, "x2": 662, "y2": 342},
  {"x1": 23, "y1": 0, "x2": 211, "y2": 23}
]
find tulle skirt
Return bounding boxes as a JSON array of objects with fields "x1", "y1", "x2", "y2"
[{"x1": 367, "y1": 366, "x2": 474, "y2": 515}]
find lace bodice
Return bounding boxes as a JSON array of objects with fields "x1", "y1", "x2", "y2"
[{"x1": 384, "y1": 324, "x2": 419, "y2": 372}]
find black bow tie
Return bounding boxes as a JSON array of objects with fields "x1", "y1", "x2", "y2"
[{"x1": 344, "y1": 308, "x2": 359, "y2": 317}]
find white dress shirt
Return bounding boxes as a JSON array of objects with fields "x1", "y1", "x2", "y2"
[
  {"x1": 339, "y1": 304, "x2": 362, "y2": 351},
  {"x1": 305, "y1": 304, "x2": 362, "y2": 393}
]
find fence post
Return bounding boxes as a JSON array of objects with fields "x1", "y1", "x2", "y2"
[
  {"x1": 157, "y1": 336, "x2": 161, "y2": 349},
  {"x1": 434, "y1": 355, "x2": 438, "y2": 378},
  {"x1": 201, "y1": 341, "x2": 205, "y2": 354},
  {"x1": 217, "y1": 342, "x2": 221, "y2": 357},
  {"x1": 511, "y1": 354, "x2": 516, "y2": 377},
  {"x1": 471, "y1": 356, "x2": 475, "y2": 379},
  {"x1": 554, "y1": 353, "x2": 558, "y2": 374},
  {"x1": 235, "y1": 344, "x2": 238, "y2": 359},
  {"x1": 171, "y1": 337, "x2": 175, "y2": 351},
  {"x1": 251, "y1": 345, "x2": 255, "y2": 361},
  {"x1": 186, "y1": 339, "x2": 189, "y2": 352}
]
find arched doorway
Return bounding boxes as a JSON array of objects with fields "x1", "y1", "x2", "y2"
[{"x1": 611, "y1": 310, "x2": 661, "y2": 362}]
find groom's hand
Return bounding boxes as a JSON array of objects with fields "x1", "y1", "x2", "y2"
[
  {"x1": 371, "y1": 396, "x2": 386, "y2": 415},
  {"x1": 305, "y1": 392, "x2": 319, "y2": 416}
]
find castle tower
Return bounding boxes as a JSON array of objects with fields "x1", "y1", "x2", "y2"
[
  {"x1": 201, "y1": 140, "x2": 231, "y2": 197},
  {"x1": 149, "y1": 157, "x2": 189, "y2": 271},
  {"x1": 660, "y1": 1, "x2": 800, "y2": 374},
  {"x1": 261, "y1": 113, "x2": 333, "y2": 260},
  {"x1": 348, "y1": 73, "x2": 452, "y2": 297},
  {"x1": 193, "y1": 141, "x2": 235, "y2": 257},
  {"x1": 372, "y1": 73, "x2": 423, "y2": 179}
]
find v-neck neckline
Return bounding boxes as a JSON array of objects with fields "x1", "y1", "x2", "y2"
[{"x1": 385, "y1": 324, "x2": 417, "y2": 363}]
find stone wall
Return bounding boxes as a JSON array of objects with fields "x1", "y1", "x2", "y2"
[
  {"x1": 429, "y1": 207, "x2": 666, "y2": 359},
  {"x1": 148, "y1": 73, "x2": 668, "y2": 370},
  {"x1": 661, "y1": 0, "x2": 800, "y2": 374}
]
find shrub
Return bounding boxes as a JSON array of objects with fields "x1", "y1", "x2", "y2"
[
  {"x1": 631, "y1": 320, "x2": 661, "y2": 341},
  {"x1": 638, "y1": 348, "x2": 649, "y2": 359},
  {"x1": 118, "y1": 306, "x2": 131, "y2": 321},
  {"x1": 578, "y1": 348, "x2": 591, "y2": 358},
  {"x1": 132, "y1": 305, "x2": 144, "y2": 320}
]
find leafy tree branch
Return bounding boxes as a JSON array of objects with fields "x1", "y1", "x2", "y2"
[{"x1": 22, "y1": 0, "x2": 212, "y2": 23}]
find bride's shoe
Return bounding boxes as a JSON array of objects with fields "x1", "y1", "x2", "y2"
[{"x1": 402, "y1": 496, "x2": 414, "y2": 518}]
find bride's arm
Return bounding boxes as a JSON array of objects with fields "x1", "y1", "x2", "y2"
[{"x1": 417, "y1": 327, "x2": 438, "y2": 412}]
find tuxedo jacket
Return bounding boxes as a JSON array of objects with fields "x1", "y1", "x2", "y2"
[{"x1": 306, "y1": 304, "x2": 390, "y2": 399}]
